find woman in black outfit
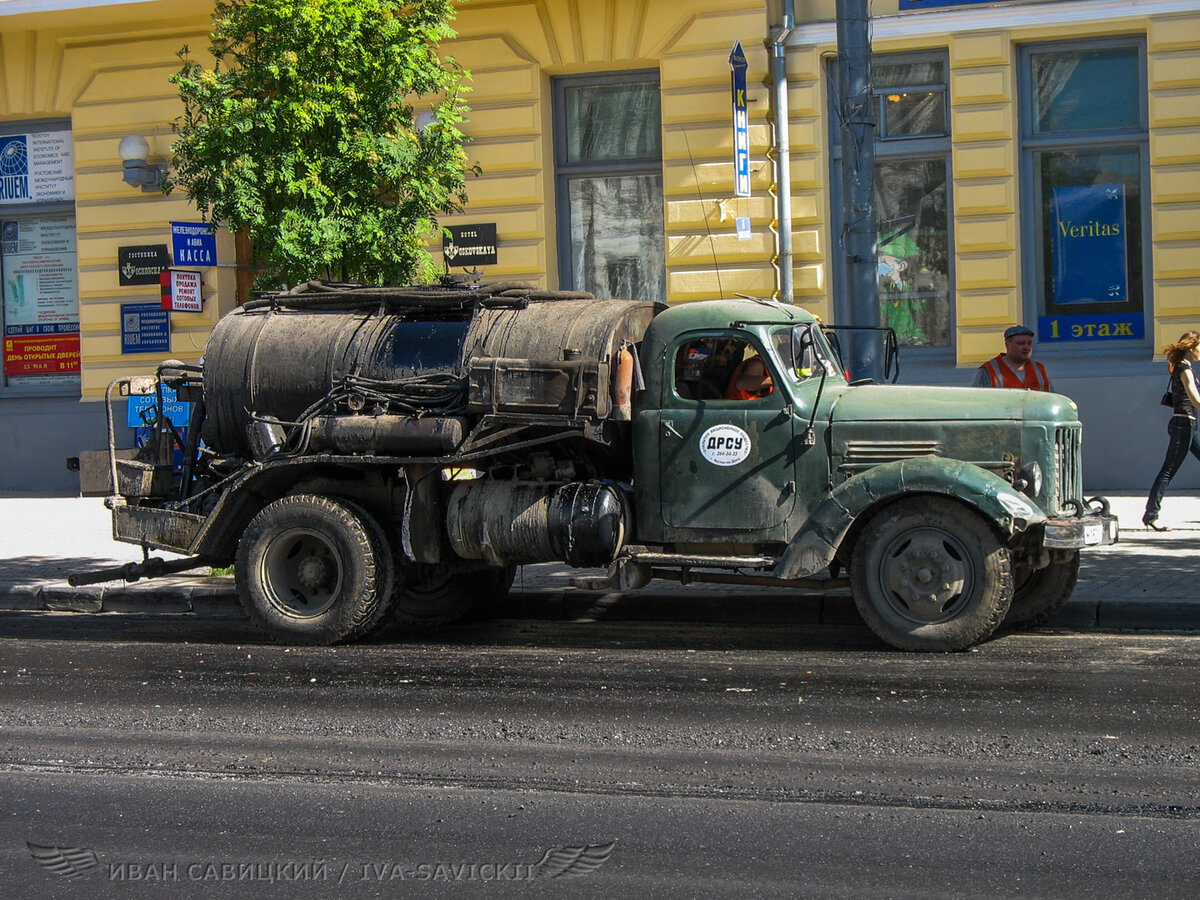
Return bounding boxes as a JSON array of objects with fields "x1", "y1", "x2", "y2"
[{"x1": 1144, "y1": 330, "x2": 1200, "y2": 530}]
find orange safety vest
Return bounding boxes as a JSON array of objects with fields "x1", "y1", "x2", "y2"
[{"x1": 980, "y1": 355, "x2": 1051, "y2": 391}]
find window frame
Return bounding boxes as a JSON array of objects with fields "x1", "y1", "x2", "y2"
[
  {"x1": 551, "y1": 70, "x2": 665, "y2": 296},
  {"x1": 666, "y1": 331, "x2": 782, "y2": 408},
  {"x1": 1017, "y1": 36, "x2": 1151, "y2": 358},
  {"x1": 0, "y1": 117, "x2": 79, "y2": 399},
  {"x1": 872, "y1": 54, "x2": 949, "y2": 143},
  {"x1": 828, "y1": 50, "x2": 956, "y2": 360}
]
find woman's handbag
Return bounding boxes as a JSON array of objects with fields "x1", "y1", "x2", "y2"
[{"x1": 1161, "y1": 376, "x2": 1174, "y2": 407}]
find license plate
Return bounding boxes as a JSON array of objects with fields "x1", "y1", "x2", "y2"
[{"x1": 1084, "y1": 521, "x2": 1102, "y2": 544}]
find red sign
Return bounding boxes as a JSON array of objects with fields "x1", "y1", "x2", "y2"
[
  {"x1": 3, "y1": 333, "x2": 80, "y2": 375},
  {"x1": 160, "y1": 269, "x2": 203, "y2": 312}
]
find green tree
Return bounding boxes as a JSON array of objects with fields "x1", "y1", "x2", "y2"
[{"x1": 169, "y1": 0, "x2": 475, "y2": 287}]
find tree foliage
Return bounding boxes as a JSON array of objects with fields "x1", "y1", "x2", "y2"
[{"x1": 169, "y1": 0, "x2": 475, "y2": 287}]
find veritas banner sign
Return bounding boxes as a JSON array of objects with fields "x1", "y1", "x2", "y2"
[{"x1": 1051, "y1": 184, "x2": 1127, "y2": 306}]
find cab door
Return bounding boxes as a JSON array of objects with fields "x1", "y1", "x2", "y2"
[{"x1": 657, "y1": 334, "x2": 796, "y2": 532}]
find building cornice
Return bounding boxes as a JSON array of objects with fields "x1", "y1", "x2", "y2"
[
  {"x1": 0, "y1": 0, "x2": 157, "y2": 15},
  {"x1": 786, "y1": 0, "x2": 1199, "y2": 45}
]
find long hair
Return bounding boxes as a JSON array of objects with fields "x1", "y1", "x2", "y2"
[{"x1": 1165, "y1": 331, "x2": 1200, "y2": 373}]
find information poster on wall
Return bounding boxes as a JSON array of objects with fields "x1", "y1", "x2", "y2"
[
  {"x1": 2, "y1": 216, "x2": 80, "y2": 380},
  {"x1": 0, "y1": 130, "x2": 74, "y2": 204}
]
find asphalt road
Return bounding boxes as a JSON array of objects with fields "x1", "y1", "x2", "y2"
[{"x1": 2, "y1": 613, "x2": 1199, "y2": 898}]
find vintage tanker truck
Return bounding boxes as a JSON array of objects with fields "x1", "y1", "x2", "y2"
[{"x1": 75, "y1": 280, "x2": 1116, "y2": 651}]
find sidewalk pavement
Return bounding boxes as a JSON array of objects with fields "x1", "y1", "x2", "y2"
[{"x1": 1, "y1": 490, "x2": 1198, "y2": 634}]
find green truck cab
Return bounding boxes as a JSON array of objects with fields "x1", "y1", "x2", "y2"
[
  {"x1": 630, "y1": 298, "x2": 1113, "y2": 650},
  {"x1": 76, "y1": 283, "x2": 1116, "y2": 652}
]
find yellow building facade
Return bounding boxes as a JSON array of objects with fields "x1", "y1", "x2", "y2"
[{"x1": 1, "y1": 0, "x2": 1197, "y2": 489}]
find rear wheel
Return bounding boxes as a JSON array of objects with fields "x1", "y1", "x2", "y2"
[
  {"x1": 850, "y1": 496, "x2": 1013, "y2": 651},
  {"x1": 236, "y1": 494, "x2": 395, "y2": 645},
  {"x1": 1005, "y1": 551, "x2": 1080, "y2": 628},
  {"x1": 393, "y1": 562, "x2": 516, "y2": 625}
]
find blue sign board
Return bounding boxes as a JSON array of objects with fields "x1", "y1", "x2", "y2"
[
  {"x1": 127, "y1": 384, "x2": 191, "y2": 428},
  {"x1": 121, "y1": 302, "x2": 170, "y2": 354},
  {"x1": 1038, "y1": 313, "x2": 1143, "y2": 343},
  {"x1": 171, "y1": 221, "x2": 217, "y2": 266},
  {"x1": 729, "y1": 42, "x2": 750, "y2": 198},
  {"x1": 1051, "y1": 184, "x2": 1127, "y2": 305},
  {"x1": 0, "y1": 135, "x2": 31, "y2": 201}
]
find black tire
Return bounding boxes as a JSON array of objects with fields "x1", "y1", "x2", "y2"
[
  {"x1": 392, "y1": 562, "x2": 516, "y2": 625},
  {"x1": 236, "y1": 494, "x2": 395, "y2": 645},
  {"x1": 336, "y1": 498, "x2": 399, "y2": 641},
  {"x1": 1005, "y1": 551, "x2": 1080, "y2": 628},
  {"x1": 850, "y1": 496, "x2": 1013, "y2": 651}
]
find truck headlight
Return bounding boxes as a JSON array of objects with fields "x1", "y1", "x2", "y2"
[{"x1": 1013, "y1": 461, "x2": 1043, "y2": 498}]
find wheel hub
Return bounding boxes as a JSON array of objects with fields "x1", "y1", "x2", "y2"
[
  {"x1": 260, "y1": 528, "x2": 342, "y2": 618},
  {"x1": 883, "y1": 533, "x2": 968, "y2": 620},
  {"x1": 295, "y1": 555, "x2": 331, "y2": 592}
]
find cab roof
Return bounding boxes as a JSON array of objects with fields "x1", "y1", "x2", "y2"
[{"x1": 645, "y1": 298, "x2": 817, "y2": 344}]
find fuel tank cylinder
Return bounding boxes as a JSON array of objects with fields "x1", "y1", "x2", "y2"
[{"x1": 445, "y1": 480, "x2": 626, "y2": 568}]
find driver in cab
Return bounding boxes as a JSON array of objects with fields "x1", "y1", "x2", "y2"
[{"x1": 726, "y1": 354, "x2": 773, "y2": 401}]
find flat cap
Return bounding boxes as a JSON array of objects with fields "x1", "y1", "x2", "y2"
[{"x1": 1004, "y1": 325, "x2": 1035, "y2": 339}]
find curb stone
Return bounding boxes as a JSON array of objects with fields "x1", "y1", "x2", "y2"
[
  {"x1": 0, "y1": 585, "x2": 44, "y2": 611},
  {"x1": 2, "y1": 580, "x2": 1199, "y2": 634}
]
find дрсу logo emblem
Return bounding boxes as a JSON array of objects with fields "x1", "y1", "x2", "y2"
[{"x1": 699, "y1": 424, "x2": 752, "y2": 466}]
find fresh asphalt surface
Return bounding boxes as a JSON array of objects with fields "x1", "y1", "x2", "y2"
[
  {"x1": 2, "y1": 615, "x2": 1199, "y2": 898},
  {"x1": 3, "y1": 491, "x2": 1200, "y2": 897}
]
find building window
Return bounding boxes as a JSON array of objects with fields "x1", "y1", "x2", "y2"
[
  {"x1": 1020, "y1": 39, "x2": 1148, "y2": 345},
  {"x1": 0, "y1": 120, "x2": 79, "y2": 393},
  {"x1": 553, "y1": 72, "x2": 665, "y2": 304},
  {"x1": 830, "y1": 53, "x2": 953, "y2": 349}
]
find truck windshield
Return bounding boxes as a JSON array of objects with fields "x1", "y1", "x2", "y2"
[{"x1": 774, "y1": 324, "x2": 842, "y2": 384}]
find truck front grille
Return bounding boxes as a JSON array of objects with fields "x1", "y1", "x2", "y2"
[{"x1": 1054, "y1": 424, "x2": 1083, "y2": 513}]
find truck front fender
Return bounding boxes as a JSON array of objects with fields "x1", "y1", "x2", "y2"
[{"x1": 773, "y1": 456, "x2": 1046, "y2": 579}]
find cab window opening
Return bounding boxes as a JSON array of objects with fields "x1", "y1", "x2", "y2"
[{"x1": 673, "y1": 337, "x2": 773, "y2": 402}]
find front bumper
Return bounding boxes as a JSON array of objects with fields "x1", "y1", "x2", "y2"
[{"x1": 1042, "y1": 508, "x2": 1119, "y2": 549}]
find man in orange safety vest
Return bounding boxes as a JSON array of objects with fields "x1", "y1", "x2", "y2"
[{"x1": 972, "y1": 324, "x2": 1053, "y2": 392}]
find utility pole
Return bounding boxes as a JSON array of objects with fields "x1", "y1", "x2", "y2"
[
  {"x1": 836, "y1": 0, "x2": 882, "y2": 382},
  {"x1": 769, "y1": 0, "x2": 796, "y2": 305}
]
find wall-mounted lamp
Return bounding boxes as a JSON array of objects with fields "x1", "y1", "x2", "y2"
[{"x1": 118, "y1": 134, "x2": 166, "y2": 192}]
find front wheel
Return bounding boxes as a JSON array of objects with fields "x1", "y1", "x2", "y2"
[
  {"x1": 850, "y1": 496, "x2": 1013, "y2": 651},
  {"x1": 236, "y1": 494, "x2": 395, "y2": 645},
  {"x1": 1005, "y1": 551, "x2": 1080, "y2": 628}
]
